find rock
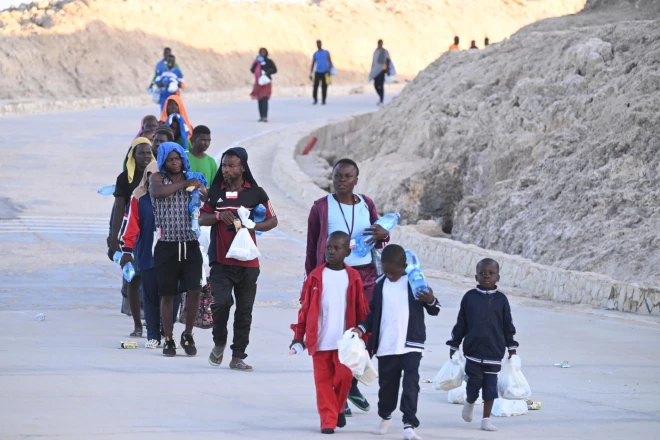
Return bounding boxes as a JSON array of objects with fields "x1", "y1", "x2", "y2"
[
  {"x1": 34, "y1": 15, "x2": 53, "y2": 29},
  {"x1": 309, "y1": 0, "x2": 660, "y2": 285},
  {"x1": 38, "y1": 1, "x2": 50, "y2": 10}
]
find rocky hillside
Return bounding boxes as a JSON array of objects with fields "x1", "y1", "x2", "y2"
[
  {"x1": 310, "y1": 0, "x2": 660, "y2": 285},
  {"x1": 0, "y1": 0, "x2": 586, "y2": 101}
]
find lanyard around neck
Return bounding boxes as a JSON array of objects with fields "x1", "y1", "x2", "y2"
[{"x1": 335, "y1": 195, "x2": 355, "y2": 237}]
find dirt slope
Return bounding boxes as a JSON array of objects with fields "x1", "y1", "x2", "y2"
[
  {"x1": 309, "y1": 0, "x2": 660, "y2": 285},
  {"x1": 0, "y1": 0, "x2": 586, "y2": 101}
]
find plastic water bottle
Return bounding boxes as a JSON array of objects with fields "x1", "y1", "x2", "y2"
[
  {"x1": 123, "y1": 262, "x2": 135, "y2": 282},
  {"x1": 407, "y1": 268, "x2": 429, "y2": 299},
  {"x1": 34, "y1": 313, "x2": 46, "y2": 321},
  {"x1": 119, "y1": 341, "x2": 138, "y2": 349},
  {"x1": 189, "y1": 189, "x2": 202, "y2": 233},
  {"x1": 98, "y1": 185, "x2": 115, "y2": 196},
  {"x1": 289, "y1": 342, "x2": 304, "y2": 355},
  {"x1": 112, "y1": 250, "x2": 122, "y2": 265},
  {"x1": 405, "y1": 249, "x2": 421, "y2": 274},
  {"x1": 353, "y1": 212, "x2": 400, "y2": 258},
  {"x1": 253, "y1": 204, "x2": 266, "y2": 236}
]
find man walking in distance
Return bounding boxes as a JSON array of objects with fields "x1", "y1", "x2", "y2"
[
  {"x1": 199, "y1": 147, "x2": 278, "y2": 371},
  {"x1": 149, "y1": 142, "x2": 207, "y2": 357},
  {"x1": 310, "y1": 39, "x2": 333, "y2": 105}
]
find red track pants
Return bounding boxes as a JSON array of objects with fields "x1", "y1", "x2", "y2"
[{"x1": 312, "y1": 350, "x2": 353, "y2": 430}]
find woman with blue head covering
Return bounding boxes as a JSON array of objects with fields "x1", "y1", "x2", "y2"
[{"x1": 149, "y1": 142, "x2": 208, "y2": 357}]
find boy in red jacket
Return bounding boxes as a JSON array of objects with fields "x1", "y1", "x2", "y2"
[{"x1": 291, "y1": 231, "x2": 369, "y2": 434}]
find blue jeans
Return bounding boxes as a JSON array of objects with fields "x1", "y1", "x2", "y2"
[{"x1": 141, "y1": 268, "x2": 180, "y2": 341}]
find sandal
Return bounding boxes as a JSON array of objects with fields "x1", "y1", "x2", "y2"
[
  {"x1": 229, "y1": 358, "x2": 253, "y2": 372},
  {"x1": 129, "y1": 330, "x2": 143, "y2": 338},
  {"x1": 208, "y1": 348, "x2": 224, "y2": 367}
]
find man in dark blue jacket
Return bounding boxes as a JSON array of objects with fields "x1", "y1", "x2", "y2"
[
  {"x1": 447, "y1": 258, "x2": 519, "y2": 432},
  {"x1": 354, "y1": 245, "x2": 440, "y2": 440}
]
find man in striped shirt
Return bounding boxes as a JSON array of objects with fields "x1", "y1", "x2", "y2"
[{"x1": 199, "y1": 147, "x2": 278, "y2": 372}]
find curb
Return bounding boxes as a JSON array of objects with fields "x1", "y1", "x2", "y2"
[{"x1": 271, "y1": 117, "x2": 660, "y2": 316}]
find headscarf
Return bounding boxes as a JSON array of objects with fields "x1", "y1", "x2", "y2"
[
  {"x1": 166, "y1": 113, "x2": 190, "y2": 146},
  {"x1": 208, "y1": 147, "x2": 258, "y2": 206},
  {"x1": 156, "y1": 142, "x2": 191, "y2": 175},
  {"x1": 126, "y1": 137, "x2": 155, "y2": 183},
  {"x1": 132, "y1": 161, "x2": 159, "y2": 199},
  {"x1": 159, "y1": 95, "x2": 192, "y2": 135}
]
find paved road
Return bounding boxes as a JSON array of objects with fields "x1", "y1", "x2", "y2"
[{"x1": 1, "y1": 94, "x2": 659, "y2": 440}]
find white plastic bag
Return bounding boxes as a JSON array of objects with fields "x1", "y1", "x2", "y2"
[
  {"x1": 226, "y1": 228, "x2": 260, "y2": 261},
  {"x1": 337, "y1": 330, "x2": 368, "y2": 376},
  {"x1": 492, "y1": 398, "x2": 528, "y2": 417},
  {"x1": 498, "y1": 355, "x2": 532, "y2": 400},
  {"x1": 237, "y1": 206, "x2": 256, "y2": 229},
  {"x1": 433, "y1": 351, "x2": 466, "y2": 391},
  {"x1": 447, "y1": 380, "x2": 483, "y2": 405},
  {"x1": 330, "y1": 66, "x2": 338, "y2": 76},
  {"x1": 258, "y1": 72, "x2": 271, "y2": 86},
  {"x1": 356, "y1": 355, "x2": 378, "y2": 386},
  {"x1": 447, "y1": 381, "x2": 467, "y2": 404}
]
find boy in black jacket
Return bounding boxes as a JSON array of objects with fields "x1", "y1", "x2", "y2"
[
  {"x1": 447, "y1": 258, "x2": 519, "y2": 432},
  {"x1": 354, "y1": 245, "x2": 441, "y2": 440}
]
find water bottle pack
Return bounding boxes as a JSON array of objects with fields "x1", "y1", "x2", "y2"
[{"x1": 189, "y1": 189, "x2": 202, "y2": 233}]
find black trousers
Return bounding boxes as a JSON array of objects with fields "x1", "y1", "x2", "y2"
[
  {"x1": 313, "y1": 72, "x2": 328, "y2": 103},
  {"x1": 209, "y1": 264, "x2": 260, "y2": 359},
  {"x1": 377, "y1": 352, "x2": 422, "y2": 429},
  {"x1": 374, "y1": 71, "x2": 386, "y2": 103},
  {"x1": 258, "y1": 97, "x2": 269, "y2": 119}
]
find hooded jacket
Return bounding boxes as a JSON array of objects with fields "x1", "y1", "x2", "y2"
[{"x1": 291, "y1": 263, "x2": 369, "y2": 356}]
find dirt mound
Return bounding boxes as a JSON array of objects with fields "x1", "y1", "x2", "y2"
[
  {"x1": 0, "y1": 0, "x2": 586, "y2": 101},
  {"x1": 310, "y1": 0, "x2": 660, "y2": 285}
]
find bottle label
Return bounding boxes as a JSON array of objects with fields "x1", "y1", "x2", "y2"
[{"x1": 349, "y1": 239, "x2": 356, "y2": 249}]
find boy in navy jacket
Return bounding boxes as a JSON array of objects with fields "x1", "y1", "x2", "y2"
[
  {"x1": 354, "y1": 245, "x2": 440, "y2": 440},
  {"x1": 447, "y1": 258, "x2": 519, "y2": 432}
]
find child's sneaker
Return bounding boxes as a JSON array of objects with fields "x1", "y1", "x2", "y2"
[
  {"x1": 462, "y1": 401, "x2": 475, "y2": 422},
  {"x1": 374, "y1": 418, "x2": 391, "y2": 435},
  {"x1": 403, "y1": 427, "x2": 422, "y2": 440},
  {"x1": 344, "y1": 402, "x2": 352, "y2": 417},
  {"x1": 481, "y1": 418, "x2": 498, "y2": 431},
  {"x1": 162, "y1": 337, "x2": 176, "y2": 357},
  {"x1": 144, "y1": 339, "x2": 161, "y2": 349}
]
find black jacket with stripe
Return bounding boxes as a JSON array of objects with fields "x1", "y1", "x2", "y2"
[
  {"x1": 358, "y1": 276, "x2": 441, "y2": 356},
  {"x1": 447, "y1": 286, "x2": 519, "y2": 365}
]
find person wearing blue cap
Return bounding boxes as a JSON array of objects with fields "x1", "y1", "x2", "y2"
[{"x1": 149, "y1": 142, "x2": 208, "y2": 357}]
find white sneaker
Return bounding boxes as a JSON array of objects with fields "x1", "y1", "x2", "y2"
[
  {"x1": 374, "y1": 418, "x2": 391, "y2": 435},
  {"x1": 145, "y1": 339, "x2": 161, "y2": 349},
  {"x1": 462, "y1": 402, "x2": 475, "y2": 422},
  {"x1": 481, "y1": 418, "x2": 498, "y2": 431},
  {"x1": 403, "y1": 427, "x2": 422, "y2": 440}
]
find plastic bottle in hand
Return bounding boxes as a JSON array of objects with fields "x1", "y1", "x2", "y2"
[
  {"x1": 98, "y1": 185, "x2": 116, "y2": 196},
  {"x1": 253, "y1": 204, "x2": 266, "y2": 236},
  {"x1": 405, "y1": 249, "x2": 421, "y2": 274},
  {"x1": 189, "y1": 190, "x2": 202, "y2": 233},
  {"x1": 407, "y1": 268, "x2": 429, "y2": 300},
  {"x1": 108, "y1": 249, "x2": 122, "y2": 265},
  {"x1": 123, "y1": 262, "x2": 135, "y2": 282},
  {"x1": 289, "y1": 342, "x2": 304, "y2": 355},
  {"x1": 353, "y1": 212, "x2": 400, "y2": 258}
]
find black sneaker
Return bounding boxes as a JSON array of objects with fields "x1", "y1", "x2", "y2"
[
  {"x1": 180, "y1": 332, "x2": 197, "y2": 356},
  {"x1": 337, "y1": 412, "x2": 346, "y2": 428},
  {"x1": 348, "y1": 386, "x2": 371, "y2": 412},
  {"x1": 162, "y1": 337, "x2": 176, "y2": 357},
  {"x1": 344, "y1": 401, "x2": 352, "y2": 417},
  {"x1": 321, "y1": 428, "x2": 334, "y2": 434}
]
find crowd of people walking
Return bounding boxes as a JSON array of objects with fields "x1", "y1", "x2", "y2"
[{"x1": 102, "y1": 36, "x2": 520, "y2": 439}]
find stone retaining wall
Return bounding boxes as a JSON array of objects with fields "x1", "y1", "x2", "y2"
[{"x1": 283, "y1": 117, "x2": 660, "y2": 315}]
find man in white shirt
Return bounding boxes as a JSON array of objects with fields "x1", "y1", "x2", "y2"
[{"x1": 355, "y1": 245, "x2": 440, "y2": 440}]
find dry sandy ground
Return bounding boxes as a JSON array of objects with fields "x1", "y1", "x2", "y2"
[{"x1": 0, "y1": 0, "x2": 586, "y2": 102}]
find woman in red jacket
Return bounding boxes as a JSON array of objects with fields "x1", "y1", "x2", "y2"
[
  {"x1": 304, "y1": 158, "x2": 389, "y2": 415},
  {"x1": 292, "y1": 231, "x2": 369, "y2": 434}
]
